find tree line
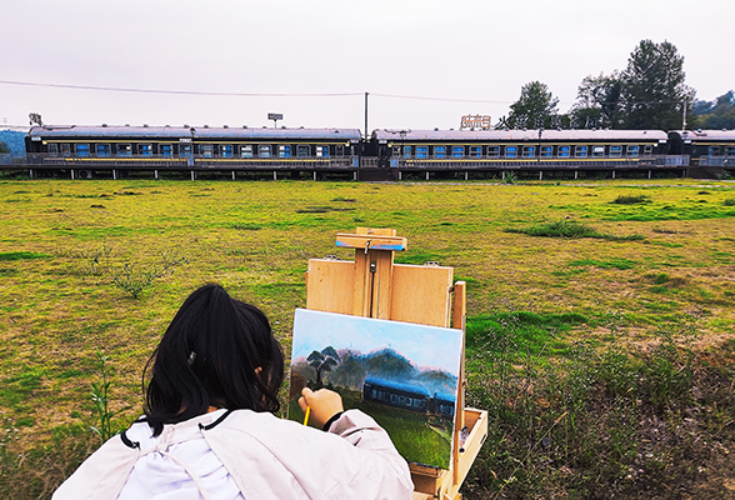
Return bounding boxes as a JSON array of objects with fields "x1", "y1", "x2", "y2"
[{"x1": 499, "y1": 40, "x2": 734, "y2": 132}]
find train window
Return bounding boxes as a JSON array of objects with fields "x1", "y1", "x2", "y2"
[
  {"x1": 727, "y1": 147, "x2": 735, "y2": 156},
  {"x1": 575, "y1": 145, "x2": 587, "y2": 157},
  {"x1": 200, "y1": 145, "x2": 213, "y2": 158},
  {"x1": 626, "y1": 145, "x2": 639, "y2": 157},
  {"x1": 390, "y1": 394, "x2": 398, "y2": 403},
  {"x1": 118, "y1": 144, "x2": 132, "y2": 157},
  {"x1": 451, "y1": 146, "x2": 464, "y2": 158},
  {"x1": 61, "y1": 144, "x2": 71, "y2": 156},
  {"x1": 505, "y1": 146, "x2": 517, "y2": 158},
  {"x1": 140, "y1": 144, "x2": 152, "y2": 156},
  {"x1": 558, "y1": 146, "x2": 570, "y2": 158},
  {"x1": 403, "y1": 146, "x2": 412, "y2": 158},
  {"x1": 48, "y1": 143, "x2": 59, "y2": 156},
  {"x1": 644, "y1": 145, "x2": 653, "y2": 155},
  {"x1": 593, "y1": 146, "x2": 605, "y2": 157},
  {"x1": 416, "y1": 146, "x2": 428, "y2": 159},
  {"x1": 221, "y1": 145, "x2": 233, "y2": 158},
  {"x1": 297, "y1": 145, "x2": 309, "y2": 157},
  {"x1": 278, "y1": 145, "x2": 291, "y2": 158},
  {"x1": 96, "y1": 144, "x2": 111, "y2": 157},
  {"x1": 180, "y1": 144, "x2": 192, "y2": 157},
  {"x1": 434, "y1": 146, "x2": 446, "y2": 159},
  {"x1": 76, "y1": 144, "x2": 90, "y2": 157},
  {"x1": 160, "y1": 145, "x2": 172, "y2": 157},
  {"x1": 470, "y1": 146, "x2": 482, "y2": 158},
  {"x1": 258, "y1": 145, "x2": 271, "y2": 158},
  {"x1": 541, "y1": 146, "x2": 553, "y2": 157},
  {"x1": 240, "y1": 145, "x2": 253, "y2": 158},
  {"x1": 708, "y1": 146, "x2": 721, "y2": 156},
  {"x1": 316, "y1": 145, "x2": 329, "y2": 158},
  {"x1": 488, "y1": 146, "x2": 500, "y2": 157},
  {"x1": 609, "y1": 145, "x2": 622, "y2": 157},
  {"x1": 522, "y1": 146, "x2": 535, "y2": 158}
]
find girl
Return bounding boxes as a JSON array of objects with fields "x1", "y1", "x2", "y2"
[{"x1": 54, "y1": 284, "x2": 412, "y2": 499}]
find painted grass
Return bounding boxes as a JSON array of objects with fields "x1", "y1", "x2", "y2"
[{"x1": 0, "y1": 178, "x2": 733, "y2": 497}]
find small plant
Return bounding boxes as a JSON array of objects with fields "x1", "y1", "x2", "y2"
[
  {"x1": 611, "y1": 194, "x2": 651, "y2": 205},
  {"x1": 109, "y1": 250, "x2": 187, "y2": 299},
  {"x1": 90, "y1": 352, "x2": 128, "y2": 442},
  {"x1": 724, "y1": 198, "x2": 735, "y2": 206},
  {"x1": 503, "y1": 171, "x2": 518, "y2": 184}
]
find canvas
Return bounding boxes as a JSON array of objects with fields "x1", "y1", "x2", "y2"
[{"x1": 288, "y1": 308, "x2": 463, "y2": 469}]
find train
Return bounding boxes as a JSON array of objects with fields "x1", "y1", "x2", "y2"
[
  {"x1": 17, "y1": 123, "x2": 735, "y2": 181},
  {"x1": 363, "y1": 377, "x2": 455, "y2": 419}
]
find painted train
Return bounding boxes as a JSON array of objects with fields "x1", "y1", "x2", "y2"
[
  {"x1": 19, "y1": 123, "x2": 735, "y2": 180},
  {"x1": 363, "y1": 377, "x2": 455, "y2": 419}
]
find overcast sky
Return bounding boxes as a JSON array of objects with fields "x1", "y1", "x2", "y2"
[{"x1": 1, "y1": 0, "x2": 733, "y2": 132}]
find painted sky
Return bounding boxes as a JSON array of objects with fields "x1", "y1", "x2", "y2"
[
  {"x1": 1, "y1": 0, "x2": 733, "y2": 132},
  {"x1": 292, "y1": 309, "x2": 462, "y2": 375}
]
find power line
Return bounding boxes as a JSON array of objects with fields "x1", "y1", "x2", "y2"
[{"x1": 0, "y1": 80, "x2": 361, "y2": 98}]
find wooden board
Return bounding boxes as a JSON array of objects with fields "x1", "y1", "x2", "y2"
[
  {"x1": 391, "y1": 264, "x2": 454, "y2": 327},
  {"x1": 305, "y1": 259, "x2": 354, "y2": 315}
]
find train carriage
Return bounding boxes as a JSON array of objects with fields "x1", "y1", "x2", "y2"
[
  {"x1": 25, "y1": 124, "x2": 362, "y2": 177},
  {"x1": 362, "y1": 377, "x2": 455, "y2": 418},
  {"x1": 372, "y1": 129, "x2": 669, "y2": 169},
  {"x1": 668, "y1": 129, "x2": 735, "y2": 167}
]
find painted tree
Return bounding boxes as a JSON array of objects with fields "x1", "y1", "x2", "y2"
[
  {"x1": 620, "y1": 40, "x2": 694, "y2": 130},
  {"x1": 307, "y1": 346, "x2": 339, "y2": 386},
  {"x1": 507, "y1": 81, "x2": 559, "y2": 129}
]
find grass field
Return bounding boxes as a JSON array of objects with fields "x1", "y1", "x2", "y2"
[{"x1": 1, "y1": 177, "x2": 734, "y2": 498}]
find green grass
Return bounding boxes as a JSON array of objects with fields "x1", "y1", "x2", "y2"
[{"x1": 0, "y1": 178, "x2": 734, "y2": 499}]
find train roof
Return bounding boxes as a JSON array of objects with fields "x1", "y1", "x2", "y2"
[
  {"x1": 372, "y1": 129, "x2": 668, "y2": 142},
  {"x1": 364, "y1": 377, "x2": 432, "y2": 396},
  {"x1": 669, "y1": 129, "x2": 735, "y2": 141},
  {"x1": 28, "y1": 125, "x2": 362, "y2": 141}
]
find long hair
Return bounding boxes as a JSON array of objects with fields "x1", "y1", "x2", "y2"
[{"x1": 143, "y1": 284, "x2": 284, "y2": 436}]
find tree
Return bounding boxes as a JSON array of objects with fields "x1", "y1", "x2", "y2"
[
  {"x1": 0, "y1": 141, "x2": 9, "y2": 154},
  {"x1": 620, "y1": 40, "x2": 694, "y2": 130},
  {"x1": 307, "y1": 346, "x2": 339, "y2": 386},
  {"x1": 570, "y1": 72, "x2": 623, "y2": 129},
  {"x1": 693, "y1": 91, "x2": 735, "y2": 129},
  {"x1": 507, "y1": 81, "x2": 559, "y2": 129}
]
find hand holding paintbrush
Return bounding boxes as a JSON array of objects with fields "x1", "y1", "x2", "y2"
[{"x1": 298, "y1": 387, "x2": 344, "y2": 429}]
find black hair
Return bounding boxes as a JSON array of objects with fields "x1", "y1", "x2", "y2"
[{"x1": 143, "y1": 284, "x2": 284, "y2": 436}]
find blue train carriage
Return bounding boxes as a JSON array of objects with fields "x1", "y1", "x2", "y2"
[
  {"x1": 371, "y1": 129, "x2": 669, "y2": 169},
  {"x1": 362, "y1": 377, "x2": 455, "y2": 420},
  {"x1": 668, "y1": 129, "x2": 735, "y2": 168},
  {"x1": 25, "y1": 124, "x2": 362, "y2": 174}
]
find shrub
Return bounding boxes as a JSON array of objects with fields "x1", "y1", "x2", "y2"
[{"x1": 611, "y1": 195, "x2": 651, "y2": 205}]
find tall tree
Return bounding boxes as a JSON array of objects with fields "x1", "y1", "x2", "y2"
[
  {"x1": 507, "y1": 81, "x2": 559, "y2": 129},
  {"x1": 0, "y1": 141, "x2": 9, "y2": 154},
  {"x1": 620, "y1": 40, "x2": 694, "y2": 130},
  {"x1": 570, "y1": 72, "x2": 623, "y2": 129}
]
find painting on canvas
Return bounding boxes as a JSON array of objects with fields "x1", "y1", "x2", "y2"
[{"x1": 288, "y1": 308, "x2": 463, "y2": 469}]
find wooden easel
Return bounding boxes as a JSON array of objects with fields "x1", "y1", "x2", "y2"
[{"x1": 305, "y1": 227, "x2": 488, "y2": 500}]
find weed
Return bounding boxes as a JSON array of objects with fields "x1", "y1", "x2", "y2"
[
  {"x1": 90, "y1": 352, "x2": 129, "y2": 442},
  {"x1": 724, "y1": 198, "x2": 735, "y2": 207},
  {"x1": 506, "y1": 220, "x2": 644, "y2": 241},
  {"x1": 503, "y1": 171, "x2": 518, "y2": 184},
  {"x1": 109, "y1": 250, "x2": 187, "y2": 299},
  {"x1": 611, "y1": 195, "x2": 651, "y2": 205}
]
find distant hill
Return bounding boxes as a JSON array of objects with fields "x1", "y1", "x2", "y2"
[{"x1": 0, "y1": 130, "x2": 27, "y2": 157}]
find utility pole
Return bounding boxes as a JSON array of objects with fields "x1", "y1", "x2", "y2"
[
  {"x1": 364, "y1": 92, "x2": 369, "y2": 140},
  {"x1": 682, "y1": 99, "x2": 687, "y2": 130}
]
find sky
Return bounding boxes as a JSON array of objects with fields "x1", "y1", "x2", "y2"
[
  {"x1": 291, "y1": 309, "x2": 463, "y2": 375},
  {"x1": 1, "y1": 0, "x2": 733, "y2": 133}
]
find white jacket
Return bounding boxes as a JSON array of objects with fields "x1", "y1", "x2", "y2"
[{"x1": 53, "y1": 409, "x2": 413, "y2": 500}]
